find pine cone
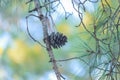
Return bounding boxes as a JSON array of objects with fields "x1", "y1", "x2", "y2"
[{"x1": 48, "y1": 32, "x2": 67, "y2": 49}]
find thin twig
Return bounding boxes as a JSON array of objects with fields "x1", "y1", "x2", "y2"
[{"x1": 26, "y1": 15, "x2": 46, "y2": 48}]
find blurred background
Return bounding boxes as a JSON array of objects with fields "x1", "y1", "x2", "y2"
[{"x1": 0, "y1": 0, "x2": 119, "y2": 80}]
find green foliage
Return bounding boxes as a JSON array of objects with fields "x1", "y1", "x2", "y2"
[{"x1": 66, "y1": 0, "x2": 120, "y2": 80}]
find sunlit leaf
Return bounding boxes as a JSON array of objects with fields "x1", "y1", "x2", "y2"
[
  {"x1": 57, "y1": 21, "x2": 72, "y2": 36},
  {"x1": 7, "y1": 39, "x2": 29, "y2": 64},
  {"x1": 0, "y1": 47, "x2": 3, "y2": 56}
]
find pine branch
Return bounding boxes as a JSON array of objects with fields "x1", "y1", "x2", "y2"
[{"x1": 32, "y1": 0, "x2": 63, "y2": 80}]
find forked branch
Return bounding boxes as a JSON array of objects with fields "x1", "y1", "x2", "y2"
[{"x1": 27, "y1": 0, "x2": 64, "y2": 80}]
